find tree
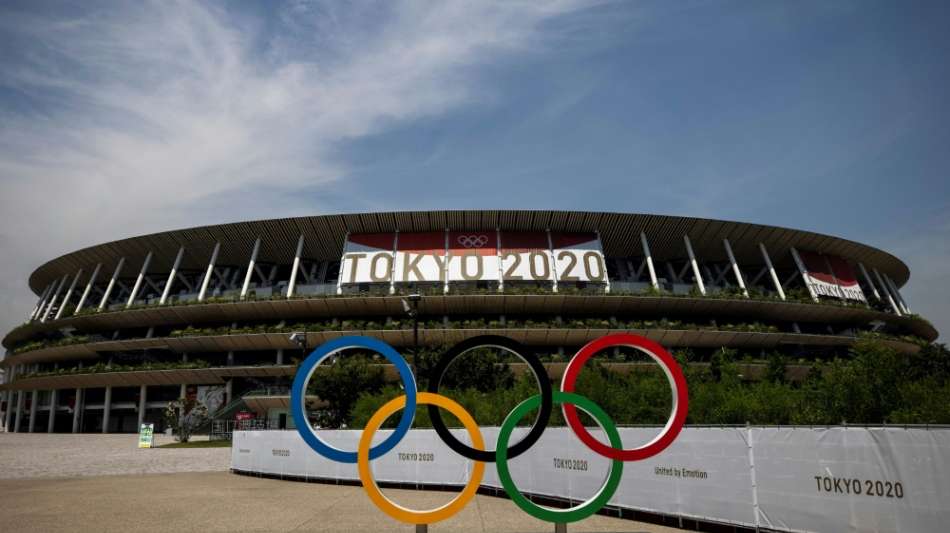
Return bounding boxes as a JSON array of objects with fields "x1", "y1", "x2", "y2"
[
  {"x1": 163, "y1": 397, "x2": 210, "y2": 442},
  {"x1": 307, "y1": 354, "x2": 385, "y2": 428}
]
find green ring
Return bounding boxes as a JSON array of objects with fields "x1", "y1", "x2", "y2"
[{"x1": 495, "y1": 391, "x2": 623, "y2": 523}]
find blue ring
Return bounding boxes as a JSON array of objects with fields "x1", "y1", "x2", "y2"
[{"x1": 290, "y1": 336, "x2": 417, "y2": 463}]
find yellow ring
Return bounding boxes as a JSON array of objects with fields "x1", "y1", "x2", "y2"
[{"x1": 357, "y1": 392, "x2": 485, "y2": 524}]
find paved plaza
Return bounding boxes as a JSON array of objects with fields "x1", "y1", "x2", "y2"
[
  {"x1": 0, "y1": 433, "x2": 676, "y2": 532},
  {"x1": 0, "y1": 433, "x2": 230, "y2": 479}
]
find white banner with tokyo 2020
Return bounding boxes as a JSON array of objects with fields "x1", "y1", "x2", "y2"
[{"x1": 232, "y1": 426, "x2": 950, "y2": 532}]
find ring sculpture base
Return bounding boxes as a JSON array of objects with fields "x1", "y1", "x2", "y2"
[
  {"x1": 416, "y1": 525, "x2": 427, "y2": 533},
  {"x1": 555, "y1": 523, "x2": 567, "y2": 533}
]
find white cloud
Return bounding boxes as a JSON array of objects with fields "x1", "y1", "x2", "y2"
[{"x1": 0, "y1": 0, "x2": 594, "y2": 337}]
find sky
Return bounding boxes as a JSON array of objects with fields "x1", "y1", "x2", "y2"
[{"x1": 0, "y1": 0, "x2": 947, "y2": 340}]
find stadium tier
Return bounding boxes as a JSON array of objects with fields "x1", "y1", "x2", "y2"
[{"x1": 0, "y1": 210, "x2": 937, "y2": 433}]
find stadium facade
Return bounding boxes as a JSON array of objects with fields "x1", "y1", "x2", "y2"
[{"x1": 0, "y1": 211, "x2": 937, "y2": 434}]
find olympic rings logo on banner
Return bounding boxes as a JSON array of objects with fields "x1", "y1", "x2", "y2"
[
  {"x1": 290, "y1": 333, "x2": 688, "y2": 526},
  {"x1": 456, "y1": 234, "x2": 489, "y2": 248}
]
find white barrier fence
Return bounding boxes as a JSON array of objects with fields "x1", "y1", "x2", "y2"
[{"x1": 232, "y1": 427, "x2": 950, "y2": 532}]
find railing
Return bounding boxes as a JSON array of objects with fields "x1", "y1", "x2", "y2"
[{"x1": 211, "y1": 418, "x2": 281, "y2": 440}]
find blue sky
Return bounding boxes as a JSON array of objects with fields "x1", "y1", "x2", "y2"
[{"x1": 0, "y1": 0, "x2": 947, "y2": 338}]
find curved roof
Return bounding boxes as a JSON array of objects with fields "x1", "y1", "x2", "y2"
[{"x1": 28, "y1": 210, "x2": 911, "y2": 294}]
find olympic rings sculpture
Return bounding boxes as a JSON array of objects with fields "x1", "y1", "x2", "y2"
[{"x1": 291, "y1": 333, "x2": 688, "y2": 526}]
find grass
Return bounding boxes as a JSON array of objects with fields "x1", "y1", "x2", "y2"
[{"x1": 156, "y1": 439, "x2": 232, "y2": 448}]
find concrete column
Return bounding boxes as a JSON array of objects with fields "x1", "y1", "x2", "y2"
[
  {"x1": 72, "y1": 388, "x2": 82, "y2": 433},
  {"x1": 101, "y1": 386, "x2": 112, "y2": 433},
  {"x1": 240, "y1": 238, "x2": 261, "y2": 300},
  {"x1": 758, "y1": 243, "x2": 786, "y2": 300},
  {"x1": 198, "y1": 243, "x2": 221, "y2": 302},
  {"x1": 180, "y1": 383, "x2": 187, "y2": 399},
  {"x1": 40, "y1": 275, "x2": 69, "y2": 322},
  {"x1": 30, "y1": 282, "x2": 55, "y2": 321},
  {"x1": 137, "y1": 385, "x2": 147, "y2": 428},
  {"x1": 126, "y1": 252, "x2": 153, "y2": 308},
  {"x1": 47, "y1": 389, "x2": 58, "y2": 433},
  {"x1": 723, "y1": 239, "x2": 749, "y2": 297},
  {"x1": 683, "y1": 235, "x2": 706, "y2": 295},
  {"x1": 74, "y1": 263, "x2": 102, "y2": 315},
  {"x1": 640, "y1": 232, "x2": 659, "y2": 290},
  {"x1": 98, "y1": 258, "x2": 126, "y2": 311},
  {"x1": 789, "y1": 247, "x2": 819, "y2": 302},
  {"x1": 160, "y1": 247, "x2": 186, "y2": 305},
  {"x1": 546, "y1": 229, "x2": 558, "y2": 293},
  {"x1": 225, "y1": 379, "x2": 233, "y2": 405},
  {"x1": 14, "y1": 391, "x2": 24, "y2": 432},
  {"x1": 28, "y1": 390, "x2": 39, "y2": 432},
  {"x1": 872, "y1": 268, "x2": 901, "y2": 315},
  {"x1": 55, "y1": 269, "x2": 84, "y2": 320},
  {"x1": 227, "y1": 351, "x2": 234, "y2": 366},
  {"x1": 884, "y1": 274, "x2": 911, "y2": 314},
  {"x1": 286, "y1": 235, "x2": 305, "y2": 298},
  {"x1": 857, "y1": 262, "x2": 881, "y2": 301},
  {"x1": 276, "y1": 349, "x2": 284, "y2": 365}
]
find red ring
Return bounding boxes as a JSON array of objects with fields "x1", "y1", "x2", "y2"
[{"x1": 560, "y1": 333, "x2": 688, "y2": 461}]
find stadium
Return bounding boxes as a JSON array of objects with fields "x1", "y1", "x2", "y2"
[{"x1": 0, "y1": 210, "x2": 937, "y2": 434}]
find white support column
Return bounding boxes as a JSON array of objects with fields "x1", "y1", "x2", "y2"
[
  {"x1": 28, "y1": 390, "x2": 39, "y2": 432},
  {"x1": 496, "y1": 228, "x2": 504, "y2": 293},
  {"x1": 443, "y1": 229, "x2": 451, "y2": 294},
  {"x1": 101, "y1": 386, "x2": 112, "y2": 433},
  {"x1": 873, "y1": 268, "x2": 902, "y2": 316},
  {"x1": 758, "y1": 243, "x2": 786, "y2": 300},
  {"x1": 198, "y1": 243, "x2": 221, "y2": 302},
  {"x1": 54, "y1": 270, "x2": 84, "y2": 320},
  {"x1": 14, "y1": 391, "x2": 24, "y2": 432},
  {"x1": 857, "y1": 262, "x2": 881, "y2": 300},
  {"x1": 72, "y1": 388, "x2": 82, "y2": 433},
  {"x1": 276, "y1": 349, "x2": 284, "y2": 365},
  {"x1": 789, "y1": 247, "x2": 819, "y2": 302},
  {"x1": 30, "y1": 283, "x2": 55, "y2": 321},
  {"x1": 683, "y1": 235, "x2": 706, "y2": 295},
  {"x1": 47, "y1": 389, "x2": 57, "y2": 433},
  {"x1": 388, "y1": 231, "x2": 399, "y2": 295},
  {"x1": 240, "y1": 238, "x2": 261, "y2": 300},
  {"x1": 137, "y1": 385, "x2": 147, "y2": 428},
  {"x1": 336, "y1": 232, "x2": 350, "y2": 296},
  {"x1": 723, "y1": 239, "x2": 749, "y2": 298},
  {"x1": 286, "y1": 235, "x2": 304, "y2": 298},
  {"x1": 98, "y1": 258, "x2": 126, "y2": 312},
  {"x1": 884, "y1": 274, "x2": 910, "y2": 314},
  {"x1": 126, "y1": 252, "x2": 153, "y2": 308},
  {"x1": 74, "y1": 263, "x2": 102, "y2": 315},
  {"x1": 595, "y1": 229, "x2": 610, "y2": 294},
  {"x1": 640, "y1": 232, "x2": 659, "y2": 290},
  {"x1": 40, "y1": 275, "x2": 70, "y2": 323},
  {"x1": 160, "y1": 247, "x2": 185, "y2": 305},
  {"x1": 546, "y1": 229, "x2": 558, "y2": 293},
  {"x1": 225, "y1": 379, "x2": 233, "y2": 405}
]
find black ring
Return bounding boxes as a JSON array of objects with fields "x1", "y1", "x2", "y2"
[{"x1": 427, "y1": 335, "x2": 552, "y2": 462}]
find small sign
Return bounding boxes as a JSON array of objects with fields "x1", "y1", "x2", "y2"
[{"x1": 138, "y1": 423, "x2": 154, "y2": 448}]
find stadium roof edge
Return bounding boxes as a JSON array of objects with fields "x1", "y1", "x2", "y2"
[{"x1": 26, "y1": 210, "x2": 911, "y2": 295}]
